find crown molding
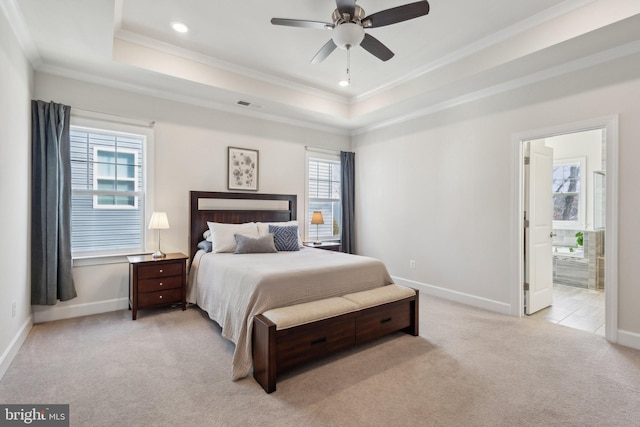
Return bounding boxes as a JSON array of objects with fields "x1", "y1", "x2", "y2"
[
  {"x1": 351, "y1": 39, "x2": 640, "y2": 136},
  {"x1": 36, "y1": 63, "x2": 350, "y2": 137},
  {"x1": 0, "y1": 0, "x2": 42, "y2": 67},
  {"x1": 114, "y1": 29, "x2": 349, "y2": 106},
  {"x1": 353, "y1": 0, "x2": 597, "y2": 103},
  {"x1": 36, "y1": 35, "x2": 640, "y2": 139}
]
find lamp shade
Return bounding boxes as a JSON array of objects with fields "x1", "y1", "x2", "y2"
[
  {"x1": 148, "y1": 212, "x2": 170, "y2": 230},
  {"x1": 311, "y1": 211, "x2": 324, "y2": 225},
  {"x1": 332, "y1": 22, "x2": 365, "y2": 50}
]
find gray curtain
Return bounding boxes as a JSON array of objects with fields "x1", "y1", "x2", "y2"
[
  {"x1": 31, "y1": 100, "x2": 77, "y2": 305},
  {"x1": 340, "y1": 151, "x2": 355, "y2": 254}
]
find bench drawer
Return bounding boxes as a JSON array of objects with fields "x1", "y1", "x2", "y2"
[
  {"x1": 276, "y1": 315, "x2": 356, "y2": 373},
  {"x1": 355, "y1": 300, "x2": 411, "y2": 345}
]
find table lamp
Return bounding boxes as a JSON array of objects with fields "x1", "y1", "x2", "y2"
[
  {"x1": 148, "y1": 211, "x2": 169, "y2": 258},
  {"x1": 311, "y1": 211, "x2": 324, "y2": 245}
]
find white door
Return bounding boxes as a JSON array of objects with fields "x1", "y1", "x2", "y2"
[{"x1": 525, "y1": 140, "x2": 554, "y2": 314}]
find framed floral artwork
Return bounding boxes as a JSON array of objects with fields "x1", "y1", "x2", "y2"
[{"x1": 227, "y1": 147, "x2": 259, "y2": 191}]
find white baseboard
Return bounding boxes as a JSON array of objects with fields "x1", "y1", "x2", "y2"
[
  {"x1": 33, "y1": 298, "x2": 129, "y2": 324},
  {"x1": 616, "y1": 329, "x2": 640, "y2": 351},
  {"x1": 393, "y1": 276, "x2": 640, "y2": 352},
  {"x1": 0, "y1": 315, "x2": 33, "y2": 381},
  {"x1": 392, "y1": 276, "x2": 512, "y2": 315}
]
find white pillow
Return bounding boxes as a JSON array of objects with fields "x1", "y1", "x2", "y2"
[
  {"x1": 257, "y1": 220, "x2": 303, "y2": 248},
  {"x1": 207, "y1": 222, "x2": 259, "y2": 253}
]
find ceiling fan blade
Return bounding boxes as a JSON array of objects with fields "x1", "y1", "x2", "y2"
[
  {"x1": 336, "y1": 0, "x2": 356, "y2": 19},
  {"x1": 311, "y1": 39, "x2": 338, "y2": 64},
  {"x1": 271, "y1": 18, "x2": 333, "y2": 30},
  {"x1": 363, "y1": 1, "x2": 430, "y2": 28},
  {"x1": 360, "y1": 33, "x2": 394, "y2": 62}
]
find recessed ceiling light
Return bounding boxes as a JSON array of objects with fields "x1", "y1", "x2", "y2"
[
  {"x1": 338, "y1": 80, "x2": 350, "y2": 87},
  {"x1": 171, "y1": 22, "x2": 189, "y2": 33}
]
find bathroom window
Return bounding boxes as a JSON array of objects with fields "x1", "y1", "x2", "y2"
[{"x1": 552, "y1": 157, "x2": 586, "y2": 229}]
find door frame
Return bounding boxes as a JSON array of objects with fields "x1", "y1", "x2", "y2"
[{"x1": 510, "y1": 115, "x2": 619, "y2": 343}]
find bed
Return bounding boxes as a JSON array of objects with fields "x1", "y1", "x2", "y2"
[{"x1": 187, "y1": 191, "x2": 396, "y2": 381}]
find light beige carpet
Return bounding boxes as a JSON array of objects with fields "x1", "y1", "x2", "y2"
[{"x1": 1, "y1": 296, "x2": 639, "y2": 427}]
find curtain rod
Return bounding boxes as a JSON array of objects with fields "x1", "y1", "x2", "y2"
[
  {"x1": 71, "y1": 107, "x2": 155, "y2": 128},
  {"x1": 305, "y1": 146, "x2": 341, "y2": 155}
]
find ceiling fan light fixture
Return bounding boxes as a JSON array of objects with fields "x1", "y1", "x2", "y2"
[
  {"x1": 271, "y1": 0, "x2": 430, "y2": 62},
  {"x1": 332, "y1": 23, "x2": 365, "y2": 50}
]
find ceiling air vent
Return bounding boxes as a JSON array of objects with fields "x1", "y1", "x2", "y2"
[{"x1": 237, "y1": 100, "x2": 263, "y2": 109}]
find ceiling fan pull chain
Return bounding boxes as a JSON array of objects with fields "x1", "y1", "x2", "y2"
[{"x1": 347, "y1": 48, "x2": 351, "y2": 85}]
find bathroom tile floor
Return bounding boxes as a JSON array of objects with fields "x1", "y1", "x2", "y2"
[{"x1": 528, "y1": 284, "x2": 605, "y2": 336}]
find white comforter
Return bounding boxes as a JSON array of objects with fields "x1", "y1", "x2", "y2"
[{"x1": 187, "y1": 247, "x2": 394, "y2": 380}]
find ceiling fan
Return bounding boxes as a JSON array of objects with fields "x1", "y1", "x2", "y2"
[{"x1": 271, "y1": 0, "x2": 430, "y2": 64}]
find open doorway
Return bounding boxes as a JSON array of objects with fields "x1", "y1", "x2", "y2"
[
  {"x1": 511, "y1": 116, "x2": 618, "y2": 343},
  {"x1": 524, "y1": 129, "x2": 606, "y2": 335}
]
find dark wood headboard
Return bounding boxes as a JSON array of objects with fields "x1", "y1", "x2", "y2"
[{"x1": 189, "y1": 191, "x2": 297, "y2": 262}]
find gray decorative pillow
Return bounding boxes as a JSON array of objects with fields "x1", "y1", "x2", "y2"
[
  {"x1": 268, "y1": 225, "x2": 301, "y2": 251},
  {"x1": 234, "y1": 233, "x2": 277, "y2": 254},
  {"x1": 197, "y1": 240, "x2": 213, "y2": 253}
]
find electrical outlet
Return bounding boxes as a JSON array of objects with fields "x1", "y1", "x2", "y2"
[
  {"x1": 409, "y1": 260, "x2": 416, "y2": 269},
  {"x1": 12, "y1": 300, "x2": 17, "y2": 318}
]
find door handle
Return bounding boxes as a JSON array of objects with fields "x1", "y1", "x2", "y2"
[{"x1": 550, "y1": 232, "x2": 557, "y2": 238}]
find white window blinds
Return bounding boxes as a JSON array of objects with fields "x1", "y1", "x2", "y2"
[
  {"x1": 307, "y1": 155, "x2": 342, "y2": 241},
  {"x1": 70, "y1": 126, "x2": 146, "y2": 255}
]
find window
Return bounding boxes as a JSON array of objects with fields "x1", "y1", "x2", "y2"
[
  {"x1": 552, "y1": 157, "x2": 585, "y2": 228},
  {"x1": 307, "y1": 153, "x2": 341, "y2": 242},
  {"x1": 70, "y1": 126, "x2": 146, "y2": 256},
  {"x1": 93, "y1": 147, "x2": 138, "y2": 208}
]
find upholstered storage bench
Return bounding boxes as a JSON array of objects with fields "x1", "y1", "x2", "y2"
[{"x1": 252, "y1": 284, "x2": 419, "y2": 393}]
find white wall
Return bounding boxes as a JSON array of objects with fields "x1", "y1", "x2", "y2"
[
  {"x1": 31, "y1": 73, "x2": 350, "y2": 322},
  {"x1": 0, "y1": 7, "x2": 33, "y2": 377},
  {"x1": 353, "y1": 51, "x2": 640, "y2": 342}
]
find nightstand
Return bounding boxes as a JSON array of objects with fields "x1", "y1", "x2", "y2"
[
  {"x1": 127, "y1": 252, "x2": 188, "y2": 320},
  {"x1": 303, "y1": 242, "x2": 342, "y2": 252}
]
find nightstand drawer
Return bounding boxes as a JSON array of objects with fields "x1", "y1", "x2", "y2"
[
  {"x1": 137, "y1": 262, "x2": 183, "y2": 279},
  {"x1": 137, "y1": 288, "x2": 182, "y2": 307},
  {"x1": 138, "y1": 275, "x2": 183, "y2": 293}
]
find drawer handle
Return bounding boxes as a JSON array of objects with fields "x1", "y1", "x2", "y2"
[
  {"x1": 380, "y1": 317, "x2": 392, "y2": 324},
  {"x1": 310, "y1": 337, "x2": 327, "y2": 346},
  {"x1": 159, "y1": 269, "x2": 164, "y2": 273},
  {"x1": 159, "y1": 282, "x2": 163, "y2": 286},
  {"x1": 159, "y1": 295, "x2": 163, "y2": 299}
]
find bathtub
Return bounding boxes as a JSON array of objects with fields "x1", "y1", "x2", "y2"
[
  {"x1": 553, "y1": 246, "x2": 584, "y2": 258},
  {"x1": 553, "y1": 246, "x2": 588, "y2": 288}
]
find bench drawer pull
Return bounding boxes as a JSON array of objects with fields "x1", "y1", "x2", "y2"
[
  {"x1": 310, "y1": 337, "x2": 327, "y2": 346},
  {"x1": 380, "y1": 317, "x2": 392, "y2": 324}
]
